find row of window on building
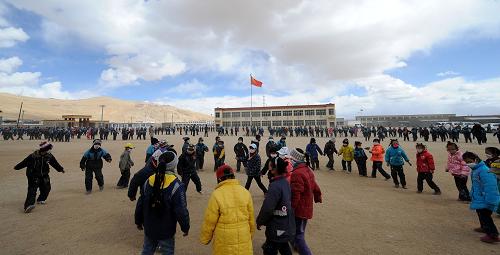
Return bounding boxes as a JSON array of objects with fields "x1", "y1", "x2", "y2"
[
  {"x1": 360, "y1": 115, "x2": 450, "y2": 121},
  {"x1": 217, "y1": 109, "x2": 334, "y2": 119},
  {"x1": 221, "y1": 119, "x2": 328, "y2": 127}
]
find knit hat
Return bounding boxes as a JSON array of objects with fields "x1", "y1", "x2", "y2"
[
  {"x1": 216, "y1": 164, "x2": 235, "y2": 180},
  {"x1": 39, "y1": 141, "x2": 53, "y2": 152},
  {"x1": 160, "y1": 151, "x2": 178, "y2": 172},
  {"x1": 93, "y1": 139, "x2": 102, "y2": 145},
  {"x1": 183, "y1": 137, "x2": 190, "y2": 141},
  {"x1": 249, "y1": 144, "x2": 257, "y2": 150},
  {"x1": 289, "y1": 148, "x2": 305, "y2": 162}
]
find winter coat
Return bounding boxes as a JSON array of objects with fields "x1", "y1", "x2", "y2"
[
  {"x1": 470, "y1": 161, "x2": 500, "y2": 212},
  {"x1": 145, "y1": 145, "x2": 155, "y2": 163},
  {"x1": 306, "y1": 143, "x2": 323, "y2": 159},
  {"x1": 200, "y1": 179, "x2": 255, "y2": 255},
  {"x1": 385, "y1": 146, "x2": 409, "y2": 166},
  {"x1": 135, "y1": 173, "x2": 190, "y2": 240},
  {"x1": 257, "y1": 176, "x2": 295, "y2": 243},
  {"x1": 323, "y1": 141, "x2": 338, "y2": 156},
  {"x1": 128, "y1": 163, "x2": 155, "y2": 200},
  {"x1": 177, "y1": 153, "x2": 197, "y2": 175},
  {"x1": 447, "y1": 151, "x2": 470, "y2": 176},
  {"x1": 14, "y1": 150, "x2": 64, "y2": 177},
  {"x1": 246, "y1": 154, "x2": 261, "y2": 176},
  {"x1": 416, "y1": 150, "x2": 435, "y2": 173},
  {"x1": 370, "y1": 144, "x2": 385, "y2": 162},
  {"x1": 234, "y1": 143, "x2": 249, "y2": 160},
  {"x1": 354, "y1": 147, "x2": 368, "y2": 161},
  {"x1": 80, "y1": 147, "x2": 111, "y2": 170},
  {"x1": 338, "y1": 145, "x2": 354, "y2": 162},
  {"x1": 196, "y1": 143, "x2": 209, "y2": 157},
  {"x1": 119, "y1": 150, "x2": 134, "y2": 170},
  {"x1": 266, "y1": 141, "x2": 277, "y2": 158},
  {"x1": 291, "y1": 163, "x2": 322, "y2": 219}
]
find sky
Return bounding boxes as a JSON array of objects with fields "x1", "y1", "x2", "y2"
[{"x1": 0, "y1": 0, "x2": 499, "y2": 119}]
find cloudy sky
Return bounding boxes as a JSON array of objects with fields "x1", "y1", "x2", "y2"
[{"x1": 1, "y1": 0, "x2": 499, "y2": 118}]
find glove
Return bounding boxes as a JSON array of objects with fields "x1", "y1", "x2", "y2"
[
  {"x1": 61, "y1": 170, "x2": 65, "y2": 174},
  {"x1": 136, "y1": 224, "x2": 143, "y2": 230}
]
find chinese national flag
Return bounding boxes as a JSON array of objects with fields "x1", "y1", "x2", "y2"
[{"x1": 251, "y1": 76, "x2": 263, "y2": 87}]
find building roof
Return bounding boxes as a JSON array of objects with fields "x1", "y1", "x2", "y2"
[{"x1": 215, "y1": 103, "x2": 335, "y2": 111}]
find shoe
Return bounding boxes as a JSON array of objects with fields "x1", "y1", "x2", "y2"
[
  {"x1": 474, "y1": 227, "x2": 486, "y2": 233},
  {"x1": 86, "y1": 190, "x2": 92, "y2": 195},
  {"x1": 385, "y1": 177, "x2": 391, "y2": 181},
  {"x1": 37, "y1": 201, "x2": 46, "y2": 205},
  {"x1": 416, "y1": 191, "x2": 422, "y2": 193},
  {"x1": 402, "y1": 186, "x2": 408, "y2": 189},
  {"x1": 394, "y1": 185, "x2": 400, "y2": 188},
  {"x1": 24, "y1": 205, "x2": 35, "y2": 213},
  {"x1": 433, "y1": 191, "x2": 441, "y2": 195},
  {"x1": 480, "y1": 235, "x2": 500, "y2": 243},
  {"x1": 99, "y1": 186, "x2": 104, "y2": 191},
  {"x1": 370, "y1": 176, "x2": 377, "y2": 178},
  {"x1": 197, "y1": 191, "x2": 204, "y2": 195}
]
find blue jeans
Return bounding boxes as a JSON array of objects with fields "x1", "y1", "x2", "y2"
[
  {"x1": 142, "y1": 235, "x2": 175, "y2": 255},
  {"x1": 293, "y1": 218, "x2": 312, "y2": 255}
]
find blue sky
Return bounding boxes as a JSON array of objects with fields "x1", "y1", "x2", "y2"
[{"x1": 1, "y1": 1, "x2": 500, "y2": 117}]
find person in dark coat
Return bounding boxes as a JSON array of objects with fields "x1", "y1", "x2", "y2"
[
  {"x1": 14, "y1": 141, "x2": 65, "y2": 213},
  {"x1": 177, "y1": 144, "x2": 203, "y2": 194},
  {"x1": 195, "y1": 137, "x2": 209, "y2": 171},
  {"x1": 257, "y1": 157, "x2": 295, "y2": 255},
  {"x1": 80, "y1": 139, "x2": 112, "y2": 194},
  {"x1": 245, "y1": 144, "x2": 268, "y2": 194},
  {"x1": 135, "y1": 151, "x2": 190, "y2": 254},
  {"x1": 323, "y1": 138, "x2": 338, "y2": 171},
  {"x1": 234, "y1": 137, "x2": 249, "y2": 173}
]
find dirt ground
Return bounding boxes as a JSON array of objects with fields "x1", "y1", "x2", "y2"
[{"x1": 1, "y1": 133, "x2": 499, "y2": 255}]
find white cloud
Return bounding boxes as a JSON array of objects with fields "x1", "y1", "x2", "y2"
[
  {"x1": 164, "y1": 79, "x2": 209, "y2": 97},
  {"x1": 0, "y1": 56, "x2": 23, "y2": 73},
  {"x1": 437, "y1": 71, "x2": 460, "y2": 77},
  {"x1": 0, "y1": 26, "x2": 29, "y2": 48},
  {"x1": 0, "y1": 56, "x2": 40, "y2": 87}
]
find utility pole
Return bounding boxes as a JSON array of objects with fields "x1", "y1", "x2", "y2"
[
  {"x1": 21, "y1": 110, "x2": 25, "y2": 125},
  {"x1": 16, "y1": 102, "x2": 23, "y2": 128},
  {"x1": 99, "y1": 105, "x2": 105, "y2": 127}
]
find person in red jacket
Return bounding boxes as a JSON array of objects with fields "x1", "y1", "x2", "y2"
[
  {"x1": 416, "y1": 143, "x2": 441, "y2": 195},
  {"x1": 289, "y1": 148, "x2": 322, "y2": 255}
]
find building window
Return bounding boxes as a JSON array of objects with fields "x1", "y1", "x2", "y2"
[
  {"x1": 283, "y1": 120, "x2": 293, "y2": 126},
  {"x1": 232, "y1": 121, "x2": 241, "y2": 127},
  {"x1": 252, "y1": 121, "x2": 261, "y2": 126},
  {"x1": 305, "y1": 110, "x2": 315, "y2": 116},
  {"x1": 316, "y1": 109, "x2": 326, "y2": 116},
  {"x1": 242, "y1": 121, "x2": 250, "y2": 127},
  {"x1": 283, "y1": 110, "x2": 293, "y2": 116},
  {"x1": 262, "y1": 111, "x2": 271, "y2": 117},
  {"x1": 252, "y1": 111, "x2": 261, "y2": 117},
  {"x1": 294, "y1": 120, "x2": 304, "y2": 126},
  {"x1": 272, "y1": 111, "x2": 282, "y2": 117},
  {"x1": 242, "y1": 112, "x2": 250, "y2": 118},
  {"x1": 231, "y1": 112, "x2": 241, "y2": 118},
  {"x1": 222, "y1": 121, "x2": 231, "y2": 126},
  {"x1": 293, "y1": 110, "x2": 303, "y2": 116},
  {"x1": 222, "y1": 112, "x2": 231, "y2": 118},
  {"x1": 328, "y1": 109, "x2": 335, "y2": 115},
  {"x1": 262, "y1": 121, "x2": 271, "y2": 127},
  {"x1": 305, "y1": 120, "x2": 316, "y2": 126},
  {"x1": 215, "y1": 112, "x2": 220, "y2": 118},
  {"x1": 317, "y1": 120, "x2": 327, "y2": 126},
  {"x1": 272, "y1": 120, "x2": 282, "y2": 126}
]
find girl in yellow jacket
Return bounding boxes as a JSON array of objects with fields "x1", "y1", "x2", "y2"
[
  {"x1": 338, "y1": 138, "x2": 354, "y2": 173},
  {"x1": 200, "y1": 164, "x2": 256, "y2": 254}
]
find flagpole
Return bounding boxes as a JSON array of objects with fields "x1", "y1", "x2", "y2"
[{"x1": 250, "y1": 74, "x2": 253, "y2": 127}]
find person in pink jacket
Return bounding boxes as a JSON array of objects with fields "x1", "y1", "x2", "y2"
[{"x1": 446, "y1": 142, "x2": 471, "y2": 201}]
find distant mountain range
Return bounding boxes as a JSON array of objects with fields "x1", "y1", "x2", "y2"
[{"x1": 0, "y1": 93, "x2": 211, "y2": 123}]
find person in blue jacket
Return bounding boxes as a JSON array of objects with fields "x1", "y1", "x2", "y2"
[
  {"x1": 462, "y1": 152, "x2": 500, "y2": 243},
  {"x1": 145, "y1": 137, "x2": 159, "y2": 163},
  {"x1": 80, "y1": 139, "x2": 112, "y2": 194},
  {"x1": 305, "y1": 138, "x2": 323, "y2": 170},
  {"x1": 385, "y1": 139, "x2": 412, "y2": 189}
]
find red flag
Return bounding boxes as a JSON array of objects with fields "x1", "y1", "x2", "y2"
[{"x1": 251, "y1": 76, "x2": 263, "y2": 87}]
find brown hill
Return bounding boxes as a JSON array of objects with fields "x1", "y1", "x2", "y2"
[{"x1": 0, "y1": 93, "x2": 211, "y2": 123}]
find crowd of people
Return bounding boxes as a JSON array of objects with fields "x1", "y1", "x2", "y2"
[{"x1": 10, "y1": 124, "x2": 500, "y2": 254}]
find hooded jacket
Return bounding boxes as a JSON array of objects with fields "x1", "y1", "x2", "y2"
[
  {"x1": 15, "y1": 150, "x2": 64, "y2": 177},
  {"x1": 416, "y1": 150, "x2": 435, "y2": 173},
  {"x1": 177, "y1": 152, "x2": 197, "y2": 175},
  {"x1": 119, "y1": 149, "x2": 134, "y2": 170},
  {"x1": 446, "y1": 150, "x2": 470, "y2": 176},
  {"x1": 80, "y1": 147, "x2": 111, "y2": 170},
  {"x1": 305, "y1": 143, "x2": 323, "y2": 159},
  {"x1": 370, "y1": 144, "x2": 385, "y2": 162},
  {"x1": 385, "y1": 146, "x2": 409, "y2": 166},
  {"x1": 291, "y1": 163, "x2": 322, "y2": 219},
  {"x1": 470, "y1": 161, "x2": 500, "y2": 212},
  {"x1": 246, "y1": 154, "x2": 262, "y2": 177}
]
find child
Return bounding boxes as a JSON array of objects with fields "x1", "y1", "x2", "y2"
[
  {"x1": 234, "y1": 137, "x2": 249, "y2": 173},
  {"x1": 195, "y1": 138, "x2": 209, "y2": 171},
  {"x1": 135, "y1": 151, "x2": 190, "y2": 254},
  {"x1": 145, "y1": 137, "x2": 159, "y2": 163},
  {"x1": 257, "y1": 157, "x2": 295, "y2": 255},
  {"x1": 213, "y1": 140, "x2": 225, "y2": 171},
  {"x1": 245, "y1": 144, "x2": 268, "y2": 194},
  {"x1": 415, "y1": 143, "x2": 441, "y2": 195},
  {"x1": 338, "y1": 138, "x2": 354, "y2": 173},
  {"x1": 353, "y1": 141, "x2": 368, "y2": 177},
  {"x1": 462, "y1": 152, "x2": 500, "y2": 243},
  {"x1": 323, "y1": 138, "x2": 338, "y2": 171},
  {"x1": 14, "y1": 142, "x2": 65, "y2": 213},
  {"x1": 117, "y1": 143, "x2": 135, "y2": 189},
  {"x1": 485, "y1": 147, "x2": 500, "y2": 216},
  {"x1": 369, "y1": 139, "x2": 391, "y2": 180},
  {"x1": 80, "y1": 139, "x2": 112, "y2": 194},
  {"x1": 177, "y1": 144, "x2": 203, "y2": 194},
  {"x1": 385, "y1": 139, "x2": 411, "y2": 189},
  {"x1": 446, "y1": 142, "x2": 471, "y2": 201},
  {"x1": 305, "y1": 138, "x2": 324, "y2": 170}
]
